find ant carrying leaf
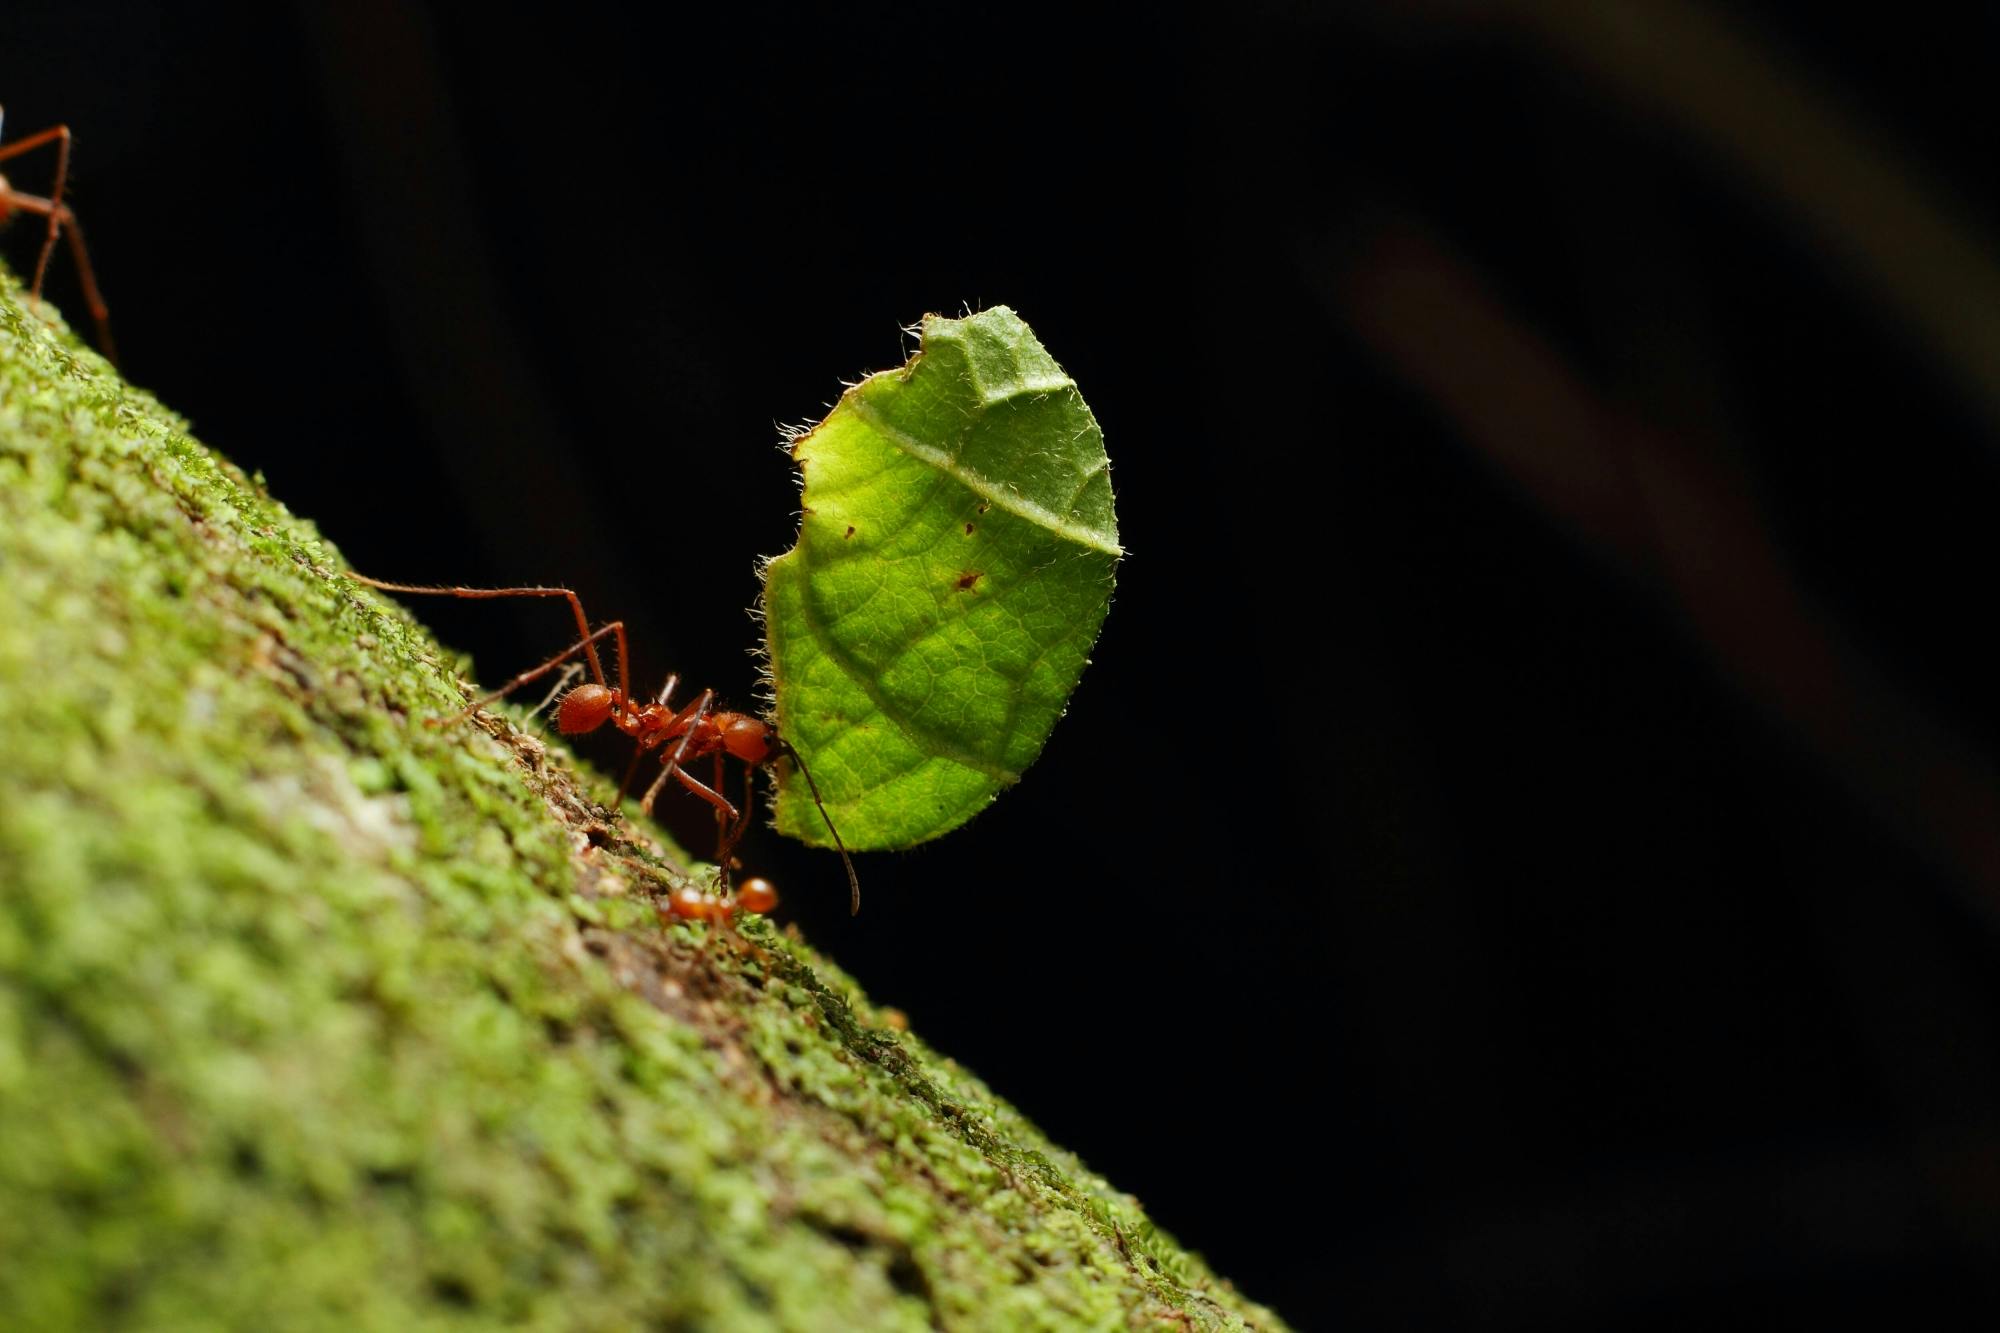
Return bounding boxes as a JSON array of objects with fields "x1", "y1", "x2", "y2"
[{"x1": 349, "y1": 575, "x2": 861, "y2": 915}]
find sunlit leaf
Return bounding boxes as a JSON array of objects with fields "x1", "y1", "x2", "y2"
[{"x1": 762, "y1": 307, "x2": 1120, "y2": 850}]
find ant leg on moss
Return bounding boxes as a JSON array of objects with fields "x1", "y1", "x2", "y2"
[{"x1": 0, "y1": 112, "x2": 115, "y2": 361}]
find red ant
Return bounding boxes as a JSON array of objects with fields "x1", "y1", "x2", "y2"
[
  {"x1": 660, "y1": 876, "x2": 780, "y2": 928},
  {"x1": 349, "y1": 575, "x2": 861, "y2": 915},
  {"x1": 0, "y1": 108, "x2": 115, "y2": 363}
]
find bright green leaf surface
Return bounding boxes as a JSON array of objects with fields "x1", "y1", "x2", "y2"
[{"x1": 763, "y1": 307, "x2": 1120, "y2": 850}]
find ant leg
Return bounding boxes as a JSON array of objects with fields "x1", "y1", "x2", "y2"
[
  {"x1": 347, "y1": 576, "x2": 629, "y2": 707},
  {"x1": 441, "y1": 621, "x2": 625, "y2": 725},
  {"x1": 712, "y1": 751, "x2": 729, "y2": 863},
  {"x1": 0, "y1": 127, "x2": 115, "y2": 363},
  {"x1": 666, "y1": 764, "x2": 741, "y2": 830},
  {"x1": 0, "y1": 196, "x2": 116, "y2": 362},
  {"x1": 0, "y1": 124, "x2": 73, "y2": 301},
  {"x1": 703, "y1": 753, "x2": 756, "y2": 893},
  {"x1": 650, "y1": 761, "x2": 750, "y2": 949},
  {"x1": 55, "y1": 209, "x2": 114, "y2": 363},
  {"x1": 714, "y1": 760, "x2": 757, "y2": 879},
  {"x1": 611, "y1": 743, "x2": 648, "y2": 811}
]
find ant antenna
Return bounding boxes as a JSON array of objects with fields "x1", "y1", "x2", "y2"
[
  {"x1": 774, "y1": 737, "x2": 860, "y2": 915},
  {"x1": 524, "y1": 661, "x2": 585, "y2": 735}
]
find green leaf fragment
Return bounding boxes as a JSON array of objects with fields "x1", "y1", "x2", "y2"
[{"x1": 762, "y1": 306, "x2": 1121, "y2": 850}]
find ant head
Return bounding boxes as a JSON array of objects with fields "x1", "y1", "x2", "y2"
[
  {"x1": 718, "y1": 714, "x2": 772, "y2": 764},
  {"x1": 556, "y1": 682, "x2": 618, "y2": 735}
]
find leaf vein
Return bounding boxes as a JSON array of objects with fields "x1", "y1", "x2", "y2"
[{"x1": 789, "y1": 564, "x2": 1023, "y2": 786}]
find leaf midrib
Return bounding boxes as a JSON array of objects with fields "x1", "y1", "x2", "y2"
[{"x1": 845, "y1": 391, "x2": 1123, "y2": 558}]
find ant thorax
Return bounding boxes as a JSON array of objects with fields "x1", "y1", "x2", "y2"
[{"x1": 624, "y1": 702, "x2": 677, "y2": 745}]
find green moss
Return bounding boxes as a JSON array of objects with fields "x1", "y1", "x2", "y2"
[{"x1": 0, "y1": 274, "x2": 1285, "y2": 1331}]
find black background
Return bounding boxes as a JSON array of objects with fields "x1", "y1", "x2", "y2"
[{"x1": 7, "y1": 3, "x2": 2000, "y2": 1326}]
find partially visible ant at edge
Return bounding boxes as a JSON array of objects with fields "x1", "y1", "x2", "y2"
[
  {"x1": 348, "y1": 574, "x2": 861, "y2": 918},
  {"x1": 0, "y1": 108, "x2": 116, "y2": 364}
]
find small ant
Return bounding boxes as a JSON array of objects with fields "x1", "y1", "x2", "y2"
[
  {"x1": 660, "y1": 876, "x2": 780, "y2": 928},
  {"x1": 0, "y1": 108, "x2": 114, "y2": 363},
  {"x1": 349, "y1": 575, "x2": 860, "y2": 914}
]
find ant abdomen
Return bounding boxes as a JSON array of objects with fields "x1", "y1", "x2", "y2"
[{"x1": 557, "y1": 683, "x2": 618, "y2": 735}]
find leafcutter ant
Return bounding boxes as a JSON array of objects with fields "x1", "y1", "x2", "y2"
[
  {"x1": 660, "y1": 876, "x2": 781, "y2": 929},
  {"x1": 0, "y1": 108, "x2": 115, "y2": 363},
  {"x1": 349, "y1": 575, "x2": 860, "y2": 914}
]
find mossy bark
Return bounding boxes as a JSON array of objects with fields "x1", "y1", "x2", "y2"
[{"x1": 0, "y1": 273, "x2": 1284, "y2": 1332}]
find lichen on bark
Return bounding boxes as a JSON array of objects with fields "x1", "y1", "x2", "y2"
[{"x1": 0, "y1": 270, "x2": 1283, "y2": 1331}]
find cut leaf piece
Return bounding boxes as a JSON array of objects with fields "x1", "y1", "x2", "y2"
[{"x1": 762, "y1": 306, "x2": 1120, "y2": 850}]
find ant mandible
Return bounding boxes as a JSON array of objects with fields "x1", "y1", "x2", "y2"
[
  {"x1": 349, "y1": 574, "x2": 861, "y2": 915},
  {"x1": 0, "y1": 108, "x2": 115, "y2": 363}
]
